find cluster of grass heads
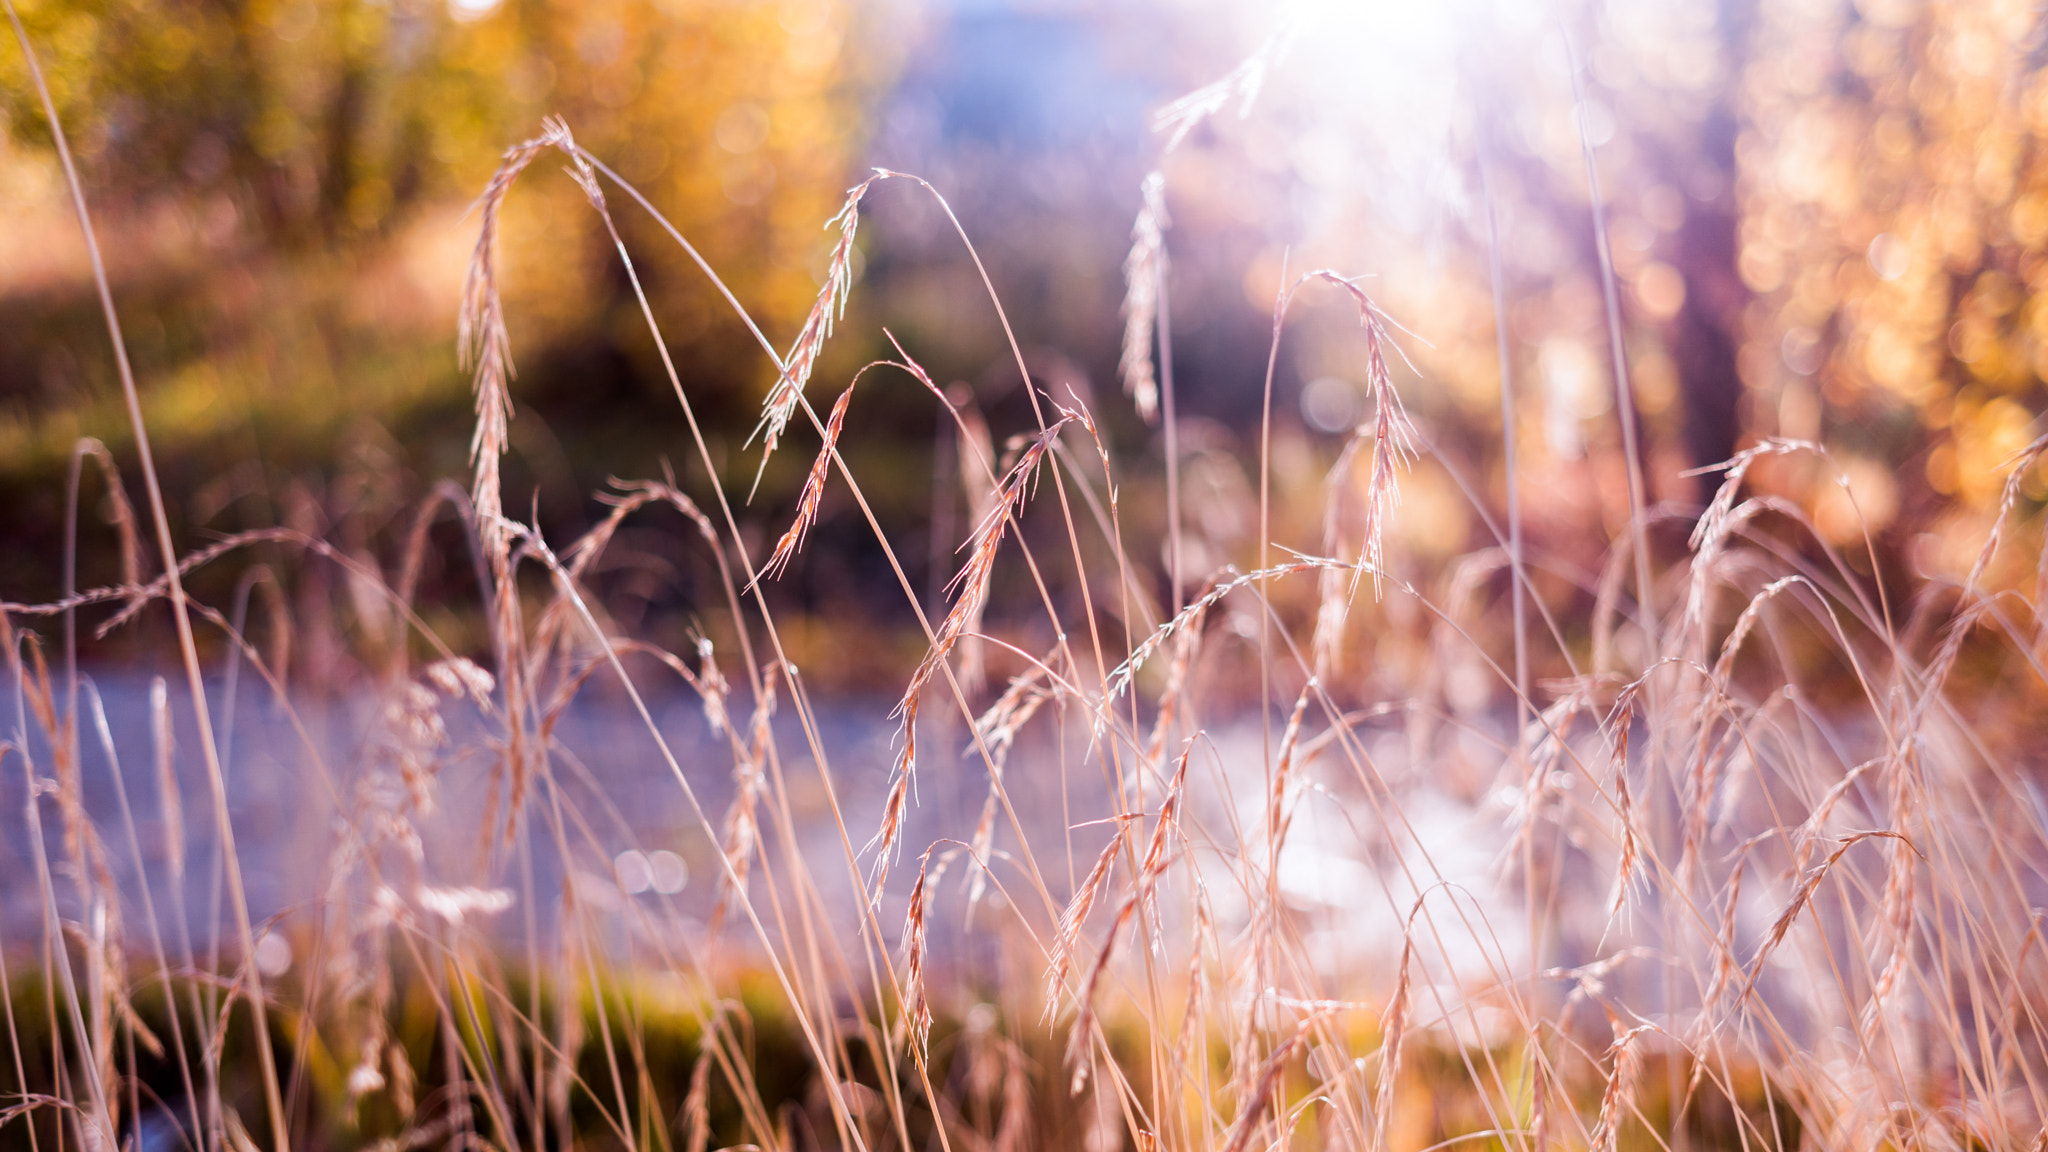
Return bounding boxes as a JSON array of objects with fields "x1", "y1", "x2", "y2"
[{"x1": 9, "y1": 12, "x2": 2048, "y2": 1152}]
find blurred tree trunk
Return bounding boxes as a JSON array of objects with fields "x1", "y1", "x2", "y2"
[{"x1": 1662, "y1": 0, "x2": 1756, "y2": 496}]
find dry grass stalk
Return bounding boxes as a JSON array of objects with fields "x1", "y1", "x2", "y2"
[
  {"x1": 1792, "y1": 758, "x2": 1881, "y2": 872},
  {"x1": 1865, "y1": 753, "x2": 1922, "y2": 1021},
  {"x1": 1509, "y1": 683, "x2": 1593, "y2": 861},
  {"x1": 1527, "y1": 1054, "x2": 1553, "y2": 1152},
  {"x1": 1674, "y1": 576, "x2": 1815, "y2": 880},
  {"x1": 921, "y1": 417, "x2": 1073, "y2": 700},
  {"x1": 147, "y1": 677, "x2": 185, "y2": 880},
  {"x1": 693, "y1": 634, "x2": 732, "y2": 737},
  {"x1": 867, "y1": 703, "x2": 916, "y2": 900},
  {"x1": 902, "y1": 846, "x2": 937, "y2": 1058},
  {"x1": 570, "y1": 478, "x2": 733, "y2": 738},
  {"x1": 393, "y1": 480, "x2": 477, "y2": 628},
  {"x1": 551, "y1": 877, "x2": 584, "y2": 1141},
  {"x1": 1142, "y1": 604, "x2": 1203, "y2": 767},
  {"x1": 0, "y1": 526, "x2": 334, "y2": 634},
  {"x1": 68, "y1": 438, "x2": 143, "y2": 604},
  {"x1": 947, "y1": 383, "x2": 999, "y2": 692},
  {"x1": 1551, "y1": 949, "x2": 1656, "y2": 1016},
  {"x1": 966, "y1": 663, "x2": 1055, "y2": 911},
  {"x1": 1300, "y1": 271, "x2": 1416, "y2": 596},
  {"x1": 1604, "y1": 682, "x2": 1642, "y2": 923},
  {"x1": 1104, "y1": 559, "x2": 1332, "y2": 708},
  {"x1": 968, "y1": 663, "x2": 1054, "y2": 777},
  {"x1": 1590, "y1": 537, "x2": 1631, "y2": 676},
  {"x1": 1683, "y1": 438, "x2": 1823, "y2": 650},
  {"x1": 681, "y1": 1048, "x2": 712, "y2": 1152},
  {"x1": 1165, "y1": 892, "x2": 1225, "y2": 1086},
  {"x1": 1218, "y1": 1014, "x2": 1317, "y2": 1152},
  {"x1": 762, "y1": 375, "x2": 862, "y2": 581},
  {"x1": 21, "y1": 645, "x2": 162, "y2": 1126},
  {"x1": 1047, "y1": 832, "x2": 1130, "y2": 1015},
  {"x1": 1140, "y1": 743, "x2": 1191, "y2": 892},
  {"x1": 1681, "y1": 863, "x2": 1749, "y2": 1106},
  {"x1": 1704, "y1": 861, "x2": 1745, "y2": 1016},
  {"x1": 94, "y1": 528, "x2": 296, "y2": 634},
  {"x1": 1310, "y1": 445, "x2": 1364, "y2": 677},
  {"x1": 1107, "y1": 570, "x2": 1225, "y2": 708},
  {"x1": 588, "y1": 478, "x2": 723, "y2": 563},
  {"x1": 1138, "y1": 733, "x2": 1196, "y2": 959},
  {"x1": 1266, "y1": 685, "x2": 1314, "y2": 863},
  {"x1": 424, "y1": 655, "x2": 496, "y2": 710},
  {"x1": 755, "y1": 170, "x2": 891, "y2": 481},
  {"x1": 1065, "y1": 909, "x2": 1134, "y2": 1094},
  {"x1": 874, "y1": 415, "x2": 1075, "y2": 882},
  {"x1": 1067, "y1": 747, "x2": 1191, "y2": 1093},
  {"x1": 1744, "y1": 831, "x2": 1919, "y2": 1005},
  {"x1": 458, "y1": 118, "x2": 572, "y2": 552},
  {"x1": 1119, "y1": 172, "x2": 1169, "y2": 423},
  {"x1": 21, "y1": 643, "x2": 115, "y2": 902},
  {"x1": 1590, "y1": 1023, "x2": 1651, "y2": 1152},
  {"x1": 964, "y1": 788, "x2": 1004, "y2": 909},
  {"x1": 6, "y1": 632, "x2": 120, "y2": 1152},
  {"x1": 1168, "y1": 896, "x2": 1212, "y2": 1081},
  {"x1": 1918, "y1": 431, "x2": 2048, "y2": 711},
  {"x1": 992, "y1": 1033, "x2": 1032, "y2": 1152},
  {"x1": 1710, "y1": 576, "x2": 1812, "y2": 687},
  {"x1": 456, "y1": 117, "x2": 586, "y2": 858},
  {"x1": 1372, "y1": 913, "x2": 1418, "y2": 1152},
  {"x1": 709, "y1": 677, "x2": 775, "y2": 938},
  {"x1": 1152, "y1": 29, "x2": 1293, "y2": 152}
]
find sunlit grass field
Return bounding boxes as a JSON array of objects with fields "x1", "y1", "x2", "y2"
[{"x1": 8, "y1": 10, "x2": 2048, "y2": 1152}]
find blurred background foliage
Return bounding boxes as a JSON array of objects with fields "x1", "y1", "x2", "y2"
[
  {"x1": 2, "y1": 0, "x2": 2046, "y2": 682},
  {"x1": 0, "y1": 0, "x2": 898, "y2": 661}
]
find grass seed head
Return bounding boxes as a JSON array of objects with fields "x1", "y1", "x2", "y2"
[{"x1": 1119, "y1": 171, "x2": 1169, "y2": 423}]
